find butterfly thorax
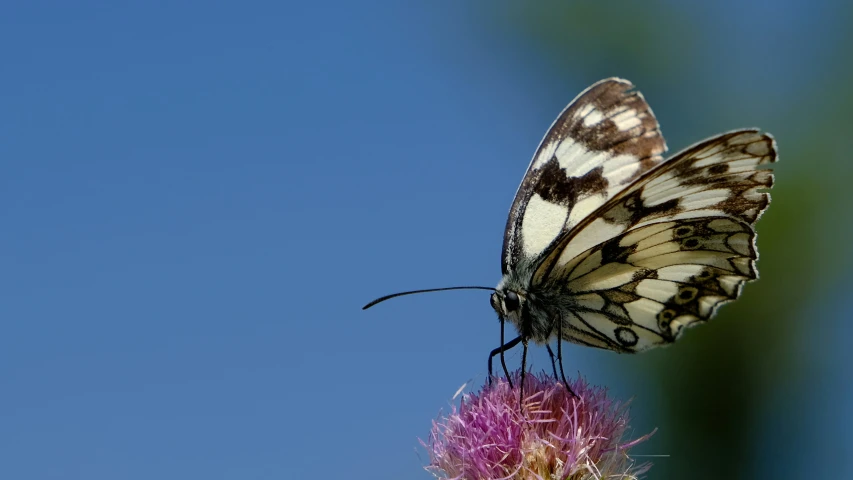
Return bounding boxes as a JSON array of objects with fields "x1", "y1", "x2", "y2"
[{"x1": 492, "y1": 261, "x2": 568, "y2": 344}]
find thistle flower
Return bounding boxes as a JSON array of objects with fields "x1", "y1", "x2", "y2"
[{"x1": 424, "y1": 371, "x2": 653, "y2": 480}]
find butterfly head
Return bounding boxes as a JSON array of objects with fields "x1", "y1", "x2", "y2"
[{"x1": 490, "y1": 289, "x2": 526, "y2": 323}]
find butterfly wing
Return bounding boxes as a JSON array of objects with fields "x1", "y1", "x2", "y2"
[
  {"x1": 534, "y1": 130, "x2": 776, "y2": 351},
  {"x1": 502, "y1": 78, "x2": 667, "y2": 275}
]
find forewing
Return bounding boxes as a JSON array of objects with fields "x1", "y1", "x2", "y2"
[
  {"x1": 501, "y1": 78, "x2": 667, "y2": 274},
  {"x1": 538, "y1": 130, "x2": 776, "y2": 351}
]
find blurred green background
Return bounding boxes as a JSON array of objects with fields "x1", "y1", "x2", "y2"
[{"x1": 484, "y1": 1, "x2": 853, "y2": 478}]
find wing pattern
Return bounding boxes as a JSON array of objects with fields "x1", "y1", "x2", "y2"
[
  {"x1": 552, "y1": 217, "x2": 759, "y2": 351},
  {"x1": 502, "y1": 78, "x2": 667, "y2": 275},
  {"x1": 491, "y1": 78, "x2": 776, "y2": 358},
  {"x1": 535, "y1": 130, "x2": 775, "y2": 283},
  {"x1": 536, "y1": 131, "x2": 776, "y2": 351}
]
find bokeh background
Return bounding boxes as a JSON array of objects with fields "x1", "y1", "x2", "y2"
[{"x1": 2, "y1": 1, "x2": 851, "y2": 479}]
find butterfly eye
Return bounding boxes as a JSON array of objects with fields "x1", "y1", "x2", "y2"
[{"x1": 504, "y1": 291, "x2": 520, "y2": 312}]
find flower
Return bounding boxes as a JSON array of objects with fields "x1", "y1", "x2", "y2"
[{"x1": 424, "y1": 371, "x2": 653, "y2": 480}]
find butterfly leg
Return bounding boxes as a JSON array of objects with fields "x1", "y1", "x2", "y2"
[
  {"x1": 550, "y1": 312, "x2": 576, "y2": 397},
  {"x1": 488, "y1": 322, "x2": 522, "y2": 387},
  {"x1": 519, "y1": 339, "x2": 529, "y2": 406},
  {"x1": 545, "y1": 344, "x2": 560, "y2": 380},
  {"x1": 546, "y1": 343, "x2": 570, "y2": 387},
  {"x1": 556, "y1": 338, "x2": 577, "y2": 397}
]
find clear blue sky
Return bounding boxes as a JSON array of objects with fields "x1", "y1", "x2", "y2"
[{"x1": 0, "y1": 1, "x2": 848, "y2": 479}]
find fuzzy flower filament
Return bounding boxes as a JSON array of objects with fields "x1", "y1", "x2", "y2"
[{"x1": 424, "y1": 371, "x2": 653, "y2": 480}]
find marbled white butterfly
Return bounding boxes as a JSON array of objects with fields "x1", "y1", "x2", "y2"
[{"x1": 365, "y1": 78, "x2": 776, "y2": 393}]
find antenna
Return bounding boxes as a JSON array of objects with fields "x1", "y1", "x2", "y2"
[{"x1": 362, "y1": 286, "x2": 495, "y2": 310}]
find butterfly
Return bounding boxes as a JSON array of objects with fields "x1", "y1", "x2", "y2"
[{"x1": 365, "y1": 78, "x2": 776, "y2": 394}]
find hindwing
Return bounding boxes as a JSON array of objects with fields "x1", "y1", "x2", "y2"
[{"x1": 552, "y1": 217, "x2": 759, "y2": 351}]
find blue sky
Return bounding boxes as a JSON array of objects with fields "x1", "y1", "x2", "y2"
[{"x1": 1, "y1": 1, "x2": 849, "y2": 479}]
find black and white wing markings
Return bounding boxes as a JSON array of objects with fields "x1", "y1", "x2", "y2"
[
  {"x1": 552, "y1": 217, "x2": 759, "y2": 352},
  {"x1": 502, "y1": 78, "x2": 667, "y2": 275},
  {"x1": 522, "y1": 130, "x2": 776, "y2": 351},
  {"x1": 534, "y1": 129, "x2": 776, "y2": 285}
]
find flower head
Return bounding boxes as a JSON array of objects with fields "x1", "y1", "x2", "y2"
[{"x1": 424, "y1": 371, "x2": 653, "y2": 480}]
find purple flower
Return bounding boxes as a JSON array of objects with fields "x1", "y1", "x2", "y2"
[{"x1": 424, "y1": 371, "x2": 653, "y2": 480}]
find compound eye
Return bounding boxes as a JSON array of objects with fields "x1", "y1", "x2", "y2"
[{"x1": 504, "y1": 291, "x2": 520, "y2": 312}]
